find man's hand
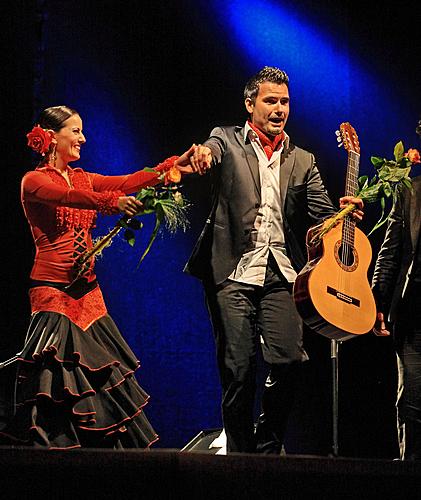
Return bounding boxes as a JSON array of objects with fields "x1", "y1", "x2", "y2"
[
  {"x1": 373, "y1": 311, "x2": 391, "y2": 336},
  {"x1": 174, "y1": 144, "x2": 196, "y2": 173},
  {"x1": 339, "y1": 196, "x2": 364, "y2": 221},
  {"x1": 118, "y1": 196, "x2": 143, "y2": 217},
  {"x1": 175, "y1": 144, "x2": 212, "y2": 176},
  {"x1": 190, "y1": 145, "x2": 212, "y2": 175}
]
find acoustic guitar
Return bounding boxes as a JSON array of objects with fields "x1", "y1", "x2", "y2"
[{"x1": 293, "y1": 122, "x2": 376, "y2": 341}]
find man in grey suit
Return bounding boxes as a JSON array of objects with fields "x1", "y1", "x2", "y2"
[
  {"x1": 185, "y1": 66, "x2": 363, "y2": 454},
  {"x1": 372, "y1": 129, "x2": 421, "y2": 459}
]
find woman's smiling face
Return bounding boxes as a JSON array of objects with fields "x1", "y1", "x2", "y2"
[{"x1": 54, "y1": 114, "x2": 86, "y2": 164}]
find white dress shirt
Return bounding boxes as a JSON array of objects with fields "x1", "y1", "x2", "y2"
[{"x1": 228, "y1": 122, "x2": 297, "y2": 286}]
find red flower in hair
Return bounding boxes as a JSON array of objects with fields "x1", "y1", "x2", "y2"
[{"x1": 26, "y1": 125, "x2": 54, "y2": 155}]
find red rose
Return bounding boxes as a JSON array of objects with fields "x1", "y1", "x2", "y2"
[
  {"x1": 405, "y1": 148, "x2": 421, "y2": 164},
  {"x1": 26, "y1": 125, "x2": 54, "y2": 155}
]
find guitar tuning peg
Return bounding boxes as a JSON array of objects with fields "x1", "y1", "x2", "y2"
[
  {"x1": 337, "y1": 142, "x2": 343, "y2": 148},
  {"x1": 335, "y1": 130, "x2": 340, "y2": 136},
  {"x1": 336, "y1": 136, "x2": 342, "y2": 142}
]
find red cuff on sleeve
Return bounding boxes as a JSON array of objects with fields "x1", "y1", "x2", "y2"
[
  {"x1": 154, "y1": 156, "x2": 179, "y2": 173},
  {"x1": 96, "y1": 191, "x2": 125, "y2": 215}
]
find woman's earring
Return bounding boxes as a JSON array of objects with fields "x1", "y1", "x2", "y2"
[{"x1": 50, "y1": 144, "x2": 57, "y2": 168}]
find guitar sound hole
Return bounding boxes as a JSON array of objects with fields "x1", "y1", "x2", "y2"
[{"x1": 338, "y1": 243, "x2": 355, "y2": 267}]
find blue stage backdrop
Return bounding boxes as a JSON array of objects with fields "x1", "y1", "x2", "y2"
[{"x1": 12, "y1": 0, "x2": 420, "y2": 455}]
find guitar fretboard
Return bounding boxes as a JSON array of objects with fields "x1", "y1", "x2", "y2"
[{"x1": 342, "y1": 150, "x2": 360, "y2": 247}]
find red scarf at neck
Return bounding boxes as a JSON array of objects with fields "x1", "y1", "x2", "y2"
[{"x1": 248, "y1": 121, "x2": 284, "y2": 160}]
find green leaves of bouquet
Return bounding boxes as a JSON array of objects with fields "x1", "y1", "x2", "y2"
[
  {"x1": 119, "y1": 184, "x2": 189, "y2": 268},
  {"x1": 356, "y1": 141, "x2": 419, "y2": 234}
]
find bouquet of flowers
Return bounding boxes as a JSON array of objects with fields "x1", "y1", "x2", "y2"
[
  {"x1": 311, "y1": 140, "x2": 420, "y2": 244},
  {"x1": 74, "y1": 175, "x2": 190, "y2": 281},
  {"x1": 356, "y1": 142, "x2": 419, "y2": 234}
]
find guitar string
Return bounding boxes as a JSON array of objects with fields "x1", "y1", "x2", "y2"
[{"x1": 340, "y1": 150, "x2": 359, "y2": 305}]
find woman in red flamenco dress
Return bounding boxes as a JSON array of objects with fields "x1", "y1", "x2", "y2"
[{"x1": 0, "y1": 105, "x2": 194, "y2": 449}]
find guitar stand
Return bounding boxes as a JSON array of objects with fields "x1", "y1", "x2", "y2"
[
  {"x1": 330, "y1": 338, "x2": 341, "y2": 457},
  {"x1": 0, "y1": 354, "x2": 21, "y2": 370}
]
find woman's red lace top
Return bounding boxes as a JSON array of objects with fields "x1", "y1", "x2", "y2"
[{"x1": 21, "y1": 159, "x2": 177, "y2": 328}]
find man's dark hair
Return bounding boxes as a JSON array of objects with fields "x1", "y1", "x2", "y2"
[{"x1": 244, "y1": 66, "x2": 289, "y2": 104}]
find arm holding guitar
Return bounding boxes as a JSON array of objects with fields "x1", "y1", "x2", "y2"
[
  {"x1": 308, "y1": 196, "x2": 364, "y2": 246},
  {"x1": 339, "y1": 196, "x2": 364, "y2": 221}
]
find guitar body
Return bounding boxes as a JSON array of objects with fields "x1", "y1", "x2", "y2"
[
  {"x1": 293, "y1": 220, "x2": 377, "y2": 341},
  {"x1": 294, "y1": 122, "x2": 376, "y2": 341}
]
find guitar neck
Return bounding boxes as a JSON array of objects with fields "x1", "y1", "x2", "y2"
[
  {"x1": 344, "y1": 150, "x2": 360, "y2": 197},
  {"x1": 342, "y1": 150, "x2": 360, "y2": 245}
]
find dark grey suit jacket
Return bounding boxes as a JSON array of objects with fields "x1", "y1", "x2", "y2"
[
  {"x1": 184, "y1": 125, "x2": 337, "y2": 286},
  {"x1": 372, "y1": 176, "x2": 421, "y2": 321}
]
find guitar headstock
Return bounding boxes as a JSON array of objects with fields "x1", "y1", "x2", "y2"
[{"x1": 336, "y1": 122, "x2": 360, "y2": 155}]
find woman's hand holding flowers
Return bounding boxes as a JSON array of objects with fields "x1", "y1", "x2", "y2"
[{"x1": 118, "y1": 196, "x2": 143, "y2": 217}]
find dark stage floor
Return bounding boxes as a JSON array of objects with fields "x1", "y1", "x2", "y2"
[{"x1": 1, "y1": 445, "x2": 420, "y2": 500}]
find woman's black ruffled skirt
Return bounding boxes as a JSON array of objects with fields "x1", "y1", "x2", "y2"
[{"x1": 0, "y1": 312, "x2": 158, "y2": 449}]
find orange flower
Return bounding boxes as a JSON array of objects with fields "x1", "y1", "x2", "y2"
[
  {"x1": 164, "y1": 166, "x2": 182, "y2": 184},
  {"x1": 404, "y1": 148, "x2": 421, "y2": 164},
  {"x1": 26, "y1": 125, "x2": 54, "y2": 155}
]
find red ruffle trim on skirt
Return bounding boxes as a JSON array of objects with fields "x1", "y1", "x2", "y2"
[{"x1": 0, "y1": 312, "x2": 158, "y2": 449}]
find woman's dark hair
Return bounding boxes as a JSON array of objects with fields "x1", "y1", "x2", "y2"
[{"x1": 38, "y1": 105, "x2": 79, "y2": 131}]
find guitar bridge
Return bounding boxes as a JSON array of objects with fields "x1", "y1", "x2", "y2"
[{"x1": 326, "y1": 286, "x2": 360, "y2": 307}]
